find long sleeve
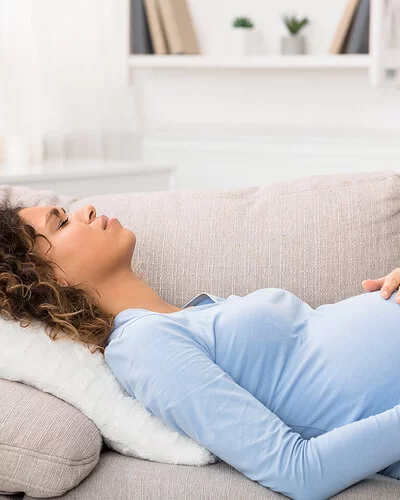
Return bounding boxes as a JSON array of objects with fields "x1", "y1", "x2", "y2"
[{"x1": 106, "y1": 315, "x2": 400, "y2": 500}]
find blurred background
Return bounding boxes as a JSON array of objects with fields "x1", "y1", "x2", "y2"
[{"x1": 0, "y1": 0, "x2": 399, "y2": 196}]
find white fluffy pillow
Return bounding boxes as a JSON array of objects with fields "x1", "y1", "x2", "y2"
[{"x1": 0, "y1": 317, "x2": 218, "y2": 466}]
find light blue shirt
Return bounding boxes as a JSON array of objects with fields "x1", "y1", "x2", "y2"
[{"x1": 104, "y1": 287, "x2": 400, "y2": 500}]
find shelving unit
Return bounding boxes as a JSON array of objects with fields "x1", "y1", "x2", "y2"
[
  {"x1": 125, "y1": 1, "x2": 399, "y2": 190},
  {"x1": 127, "y1": 0, "x2": 399, "y2": 141},
  {"x1": 128, "y1": 0, "x2": 399, "y2": 86}
]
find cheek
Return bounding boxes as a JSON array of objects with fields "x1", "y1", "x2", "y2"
[
  {"x1": 59, "y1": 226, "x2": 125, "y2": 266},
  {"x1": 56, "y1": 227, "x2": 96, "y2": 260}
]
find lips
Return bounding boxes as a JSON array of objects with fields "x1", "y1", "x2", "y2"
[
  {"x1": 106, "y1": 217, "x2": 117, "y2": 227},
  {"x1": 100, "y1": 215, "x2": 109, "y2": 229}
]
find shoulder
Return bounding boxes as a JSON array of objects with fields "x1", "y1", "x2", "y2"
[
  {"x1": 105, "y1": 313, "x2": 182, "y2": 371},
  {"x1": 121, "y1": 313, "x2": 182, "y2": 336},
  {"x1": 112, "y1": 313, "x2": 196, "y2": 353}
]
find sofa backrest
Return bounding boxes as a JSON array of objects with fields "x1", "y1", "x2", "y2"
[
  {"x1": 69, "y1": 169, "x2": 400, "y2": 308},
  {"x1": 4, "y1": 170, "x2": 398, "y2": 309}
]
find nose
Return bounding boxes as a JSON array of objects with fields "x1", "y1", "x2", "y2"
[{"x1": 69, "y1": 205, "x2": 96, "y2": 224}]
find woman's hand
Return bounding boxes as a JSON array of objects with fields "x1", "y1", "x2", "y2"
[{"x1": 362, "y1": 268, "x2": 400, "y2": 302}]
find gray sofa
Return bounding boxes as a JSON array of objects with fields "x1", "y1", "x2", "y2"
[{"x1": 2, "y1": 169, "x2": 400, "y2": 499}]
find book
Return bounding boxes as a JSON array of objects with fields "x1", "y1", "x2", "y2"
[
  {"x1": 343, "y1": 0, "x2": 370, "y2": 53},
  {"x1": 130, "y1": 0, "x2": 154, "y2": 54},
  {"x1": 329, "y1": 0, "x2": 361, "y2": 54},
  {"x1": 157, "y1": 0, "x2": 200, "y2": 55},
  {"x1": 144, "y1": 0, "x2": 168, "y2": 54}
]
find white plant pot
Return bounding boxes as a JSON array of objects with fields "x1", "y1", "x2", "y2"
[
  {"x1": 229, "y1": 28, "x2": 262, "y2": 56},
  {"x1": 280, "y1": 35, "x2": 306, "y2": 55}
]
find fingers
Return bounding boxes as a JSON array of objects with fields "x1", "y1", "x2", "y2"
[
  {"x1": 380, "y1": 269, "x2": 400, "y2": 299},
  {"x1": 362, "y1": 268, "x2": 400, "y2": 301},
  {"x1": 361, "y1": 278, "x2": 385, "y2": 291}
]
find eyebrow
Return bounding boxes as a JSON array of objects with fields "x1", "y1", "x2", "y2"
[{"x1": 45, "y1": 207, "x2": 67, "y2": 227}]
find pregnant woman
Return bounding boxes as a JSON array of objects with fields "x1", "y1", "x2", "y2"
[{"x1": 4, "y1": 200, "x2": 400, "y2": 500}]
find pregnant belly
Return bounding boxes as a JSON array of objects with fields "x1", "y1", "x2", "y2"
[{"x1": 273, "y1": 290, "x2": 400, "y2": 434}]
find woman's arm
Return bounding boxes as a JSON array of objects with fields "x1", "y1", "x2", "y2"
[{"x1": 106, "y1": 315, "x2": 400, "y2": 500}]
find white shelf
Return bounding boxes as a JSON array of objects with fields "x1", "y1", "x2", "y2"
[{"x1": 129, "y1": 54, "x2": 371, "y2": 69}]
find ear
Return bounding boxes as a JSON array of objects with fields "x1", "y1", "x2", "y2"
[{"x1": 58, "y1": 280, "x2": 69, "y2": 287}]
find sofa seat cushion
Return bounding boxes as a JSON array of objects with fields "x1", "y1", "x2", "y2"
[{"x1": 22, "y1": 449, "x2": 400, "y2": 500}]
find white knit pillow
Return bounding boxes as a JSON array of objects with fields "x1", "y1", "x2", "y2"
[{"x1": 0, "y1": 317, "x2": 218, "y2": 466}]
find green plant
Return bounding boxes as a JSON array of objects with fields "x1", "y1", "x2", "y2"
[
  {"x1": 232, "y1": 16, "x2": 254, "y2": 29},
  {"x1": 282, "y1": 14, "x2": 309, "y2": 35}
]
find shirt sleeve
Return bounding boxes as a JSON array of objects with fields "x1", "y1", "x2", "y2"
[{"x1": 108, "y1": 315, "x2": 400, "y2": 500}]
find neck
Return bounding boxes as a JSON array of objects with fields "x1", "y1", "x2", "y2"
[{"x1": 90, "y1": 267, "x2": 182, "y2": 317}]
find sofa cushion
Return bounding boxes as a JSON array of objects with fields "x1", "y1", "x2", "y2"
[
  {"x1": 0, "y1": 379, "x2": 102, "y2": 498},
  {"x1": 23, "y1": 449, "x2": 400, "y2": 500},
  {"x1": 71, "y1": 168, "x2": 400, "y2": 309},
  {"x1": 2, "y1": 169, "x2": 399, "y2": 317}
]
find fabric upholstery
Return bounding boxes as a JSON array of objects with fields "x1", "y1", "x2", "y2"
[
  {"x1": 71, "y1": 169, "x2": 400, "y2": 309},
  {"x1": 22, "y1": 449, "x2": 400, "y2": 500},
  {"x1": 0, "y1": 379, "x2": 102, "y2": 498},
  {"x1": 1, "y1": 169, "x2": 400, "y2": 498}
]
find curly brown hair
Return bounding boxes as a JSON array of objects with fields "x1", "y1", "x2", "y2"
[{"x1": 0, "y1": 199, "x2": 115, "y2": 354}]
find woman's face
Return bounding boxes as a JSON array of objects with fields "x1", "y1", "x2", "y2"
[{"x1": 18, "y1": 204, "x2": 136, "y2": 287}]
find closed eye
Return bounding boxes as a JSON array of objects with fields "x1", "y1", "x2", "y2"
[{"x1": 58, "y1": 217, "x2": 69, "y2": 229}]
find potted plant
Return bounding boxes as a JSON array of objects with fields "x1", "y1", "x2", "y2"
[
  {"x1": 281, "y1": 14, "x2": 310, "y2": 55},
  {"x1": 229, "y1": 16, "x2": 261, "y2": 56}
]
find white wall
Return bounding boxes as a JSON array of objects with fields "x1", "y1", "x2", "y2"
[{"x1": 0, "y1": 0, "x2": 134, "y2": 147}]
